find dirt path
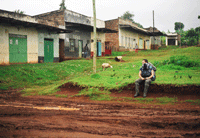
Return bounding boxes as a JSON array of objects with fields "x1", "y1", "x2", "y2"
[{"x1": 0, "y1": 84, "x2": 200, "y2": 137}]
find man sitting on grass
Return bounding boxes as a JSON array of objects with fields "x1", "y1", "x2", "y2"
[{"x1": 134, "y1": 59, "x2": 154, "y2": 98}]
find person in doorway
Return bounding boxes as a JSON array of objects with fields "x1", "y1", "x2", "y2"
[
  {"x1": 84, "y1": 44, "x2": 89, "y2": 58},
  {"x1": 135, "y1": 43, "x2": 138, "y2": 53},
  {"x1": 134, "y1": 59, "x2": 154, "y2": 98}
]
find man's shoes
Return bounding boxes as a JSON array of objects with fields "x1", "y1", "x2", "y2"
[
  {"x1": 134, "y1": 93, "x2": 140, "y2": 97},
  {"x1": 143, "y1": 93, "x2": 147, "y2": 98}
]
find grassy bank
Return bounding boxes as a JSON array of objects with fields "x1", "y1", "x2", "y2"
[
  {"x1": 71, "y1": 46, "x2": 200, "y2": 89},
  {"x1": 0, "y1": 46, "x2": 199, "y2": 96}
]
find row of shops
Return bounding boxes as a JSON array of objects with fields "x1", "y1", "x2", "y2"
[{"x1": 0, "y1": 9, "x2": 166, "y2": 65}]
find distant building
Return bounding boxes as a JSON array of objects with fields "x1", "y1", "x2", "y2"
[
  {"x1": 105, "y1": 18, "x2": 153, "y2": 51},
  {"x1": 145, "y1": 27, "x2": 165, "y2": 49},
  {"x1": 166, "y1": 33, "x2": 181, "y2": 46}
]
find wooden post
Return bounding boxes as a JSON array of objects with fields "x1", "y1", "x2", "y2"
[
  {"x1": 92, "y1": 0, "x2": 97, "y2": 73},
  {"x1": 153, "y1": 10, "x2": 155, "y2": 50}
]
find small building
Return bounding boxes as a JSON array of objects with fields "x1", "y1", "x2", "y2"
[
  {"x1": 166, "y1": 32, "x2": 181, "y2": 46},
  {"x1": 105, "y1": 18, "x2": 152, "y2": 51},
  {"x1": 145, "y1": 27, "x2": 165, "y2": 49},
  {"x1": 0, "y1": 9, "x2": 71, "y2": 65}
]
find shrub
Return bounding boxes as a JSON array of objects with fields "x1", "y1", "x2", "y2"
[
  {"x1": 91, "y1": 73, "x2": 101, "y2": 79},
  {"x1": 153, "y1": 56, "x2": 199, "y2": 69},
  {"x1": 75, "y1": 88, "x2": 112, "y2": 101}
]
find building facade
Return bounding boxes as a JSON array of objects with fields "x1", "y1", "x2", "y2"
[
  {"x1": 0, "y1": 9, "x2": 71, "y2": 65},
  {"x1": 105, "y1": 18, "x2": 151, "y2": 51},
  {"x1": 166, "y1": 33, "x2": 180, "y2": 46},
  {"x1": 35, "y1": 9, "x2": 116, "y2": 60},
  {"x1": 145, "y1": 27, "x2": 164, "y2": 49}
]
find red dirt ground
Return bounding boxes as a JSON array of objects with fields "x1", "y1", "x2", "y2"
[{"x1": 0, "y1": 83, "x2": 200, "y2": 137}]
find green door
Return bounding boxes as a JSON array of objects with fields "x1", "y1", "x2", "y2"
[
  {"x1": 9, "y1": 34, "x2": 27, "y2": 63},
  {"x1": 44, "y1": 39, "x2": 54, "y2": 63}
]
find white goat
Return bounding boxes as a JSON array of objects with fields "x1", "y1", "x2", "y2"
[
  {"x1": 102, "y1": 63, "x2": 113, "y2": 71},
  {"x1": 115, "y1": 56, "x2": 123, "y2": 62}
]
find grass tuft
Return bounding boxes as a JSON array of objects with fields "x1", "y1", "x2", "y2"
[{"x1": 74, "y1": 88, "x2": 112, "y2": 101}]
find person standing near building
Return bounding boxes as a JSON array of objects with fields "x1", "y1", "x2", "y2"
[
  {"x1": 135, "y1": 43, "x2": 138, "y2": 53},
  {"x1": 84, "y1": 44, "x2": 89, "y2": 58}
]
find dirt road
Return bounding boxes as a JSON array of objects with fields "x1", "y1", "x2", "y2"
[{"x1": 0, "y1": 83, "x2": 199, "y2": 137}]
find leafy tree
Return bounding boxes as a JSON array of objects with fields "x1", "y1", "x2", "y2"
[
  {"x1": 121, "y1": 11, "x2": 134, "y2": 22},
  {"x1": 135, "y1": 22, "x2": 143, "y2": 28},
  {"x1": 121, "y1": 11, "x2": 143, "y2": 28},
  {"x1": 14, "y1": 9, "x2": 25, "y2": 14},
  {"x1": 195, "y1": 27, "x2": 200, "y2": 32},
  {"x1": 174, "y1": 22, "x2": 184, "y2": 32},
  {"x1": 59, "y1": 0, "x2": 66, "y2": 10},
  {"x1": 195, "y1": 26, "x2": 200, "y2": 45},
  {"x1": 185, "y1": 28, "x2": 198, "y2": 46},
  {"x1": 186, "y1": 28, "x2": 198, "y2": 38},
  {"x1": 161, "y1": 31, "x2": 166, "y2": 45}
]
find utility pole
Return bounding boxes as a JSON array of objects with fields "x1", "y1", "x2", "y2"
[
  {"x1": 92, "y1": 0, "x2": 97, "y2": 73},
  {"x1": 153, "y1": 10, "x2": 155, "y2": 50},
  {"x1": 179, "y1": 23, "x2": 181, "y2": 47}
]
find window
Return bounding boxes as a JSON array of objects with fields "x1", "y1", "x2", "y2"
[
  {"x1": 69, "y1": 39, "x2": 75, "y2": 52},
  {"x1": 121, "y1": 36, "x2": 124, "y2": 46}
]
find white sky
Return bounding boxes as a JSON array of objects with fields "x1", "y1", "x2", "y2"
[{"x1": 0, "y1": 0, "x2": 199, "y2": 32}]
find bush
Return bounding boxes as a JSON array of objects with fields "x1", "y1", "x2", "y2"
[
  {"x1": 154, "y1": 56, "x2": 199, "y2": 69},
  {"x1": 75, "y1": 88, "x2": 112, "y2": 101},
  {"x1": 170, "y1": 56, "x2": 199, "y2": 67},
  {"x1": 91, "y1": 73, "x2": 101, "y2": 79}
]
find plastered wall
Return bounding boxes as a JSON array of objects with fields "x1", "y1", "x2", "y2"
[{"x1": 0, "y1": 23, "x2": 38, "y2": 65}]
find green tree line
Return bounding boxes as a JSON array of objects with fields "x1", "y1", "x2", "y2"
[{"x1": 175, "y1": 22, "x2": 200, "y2": 46}]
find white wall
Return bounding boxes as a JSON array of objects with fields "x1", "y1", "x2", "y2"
[
  {"x1": 119, "y1": 28, "x2": 138, "y2": 49},
  {"x1": 0, "y1": 23, "x2": 38, "y2": 65},
  {"x1": 38, "y1": 31, "x2": 59, "y2": 58}
]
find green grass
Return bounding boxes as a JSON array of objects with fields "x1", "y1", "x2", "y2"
[
  {"x1": 184, "y1": 99, "x2": 200, "y2": 105},
  {"x1": 71, "y1": 46, "x2": 200, "y2": 88},
  {"x1": 0, "y1": 59, "x2": 93, "y2": 90},
  {"x1": 0, "y1": 46, "x2": 200, "y2": 96},
  {"x1": 156, "y1": 97, "x2": 178, "y2": 104},
  {"x1": 74, "y1": 88, "x2": 112, "y2": 101},
  {"x1": 55, "y1": 94, "x2": 68, "y2": 98},
  {"x1": 134, "y1": 97, "x2": 154, "y2": 104}
]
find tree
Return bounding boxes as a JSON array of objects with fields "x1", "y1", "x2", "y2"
[
  {"x1": 59, "y1": 0, "x2": 66, "y2": 10},
  {"x1": 121, "y1": 11, "x2": 134, "y2": 22},
  {"x1": 174, "y1": 22, "x2": 184, "y2": 32},
  {"x1": 185, "y1": 28, "x2": 198, "y2": 46},
  {"x1": 121, "y1": 11, "x2": 143, "y2": 28},
  {"x1": 135, "y1": 22, "x2": 143, "y2": 28},
  {"x1": 195, "y1": 26, "x2": 200, "y2": 45},
  {"x1": 161, "y1": 31, "x2": 166, "y2": 45},
  {"x1": 14, "y1": 9, "x2": 25, "y2": 14},
  {"x1": 198, "y1": 15, "x2": 200, "y2": 19}
]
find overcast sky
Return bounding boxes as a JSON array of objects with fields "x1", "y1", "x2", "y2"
[{"x1": 0, "y1": 0, "x2": 199, "y2": 32}]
